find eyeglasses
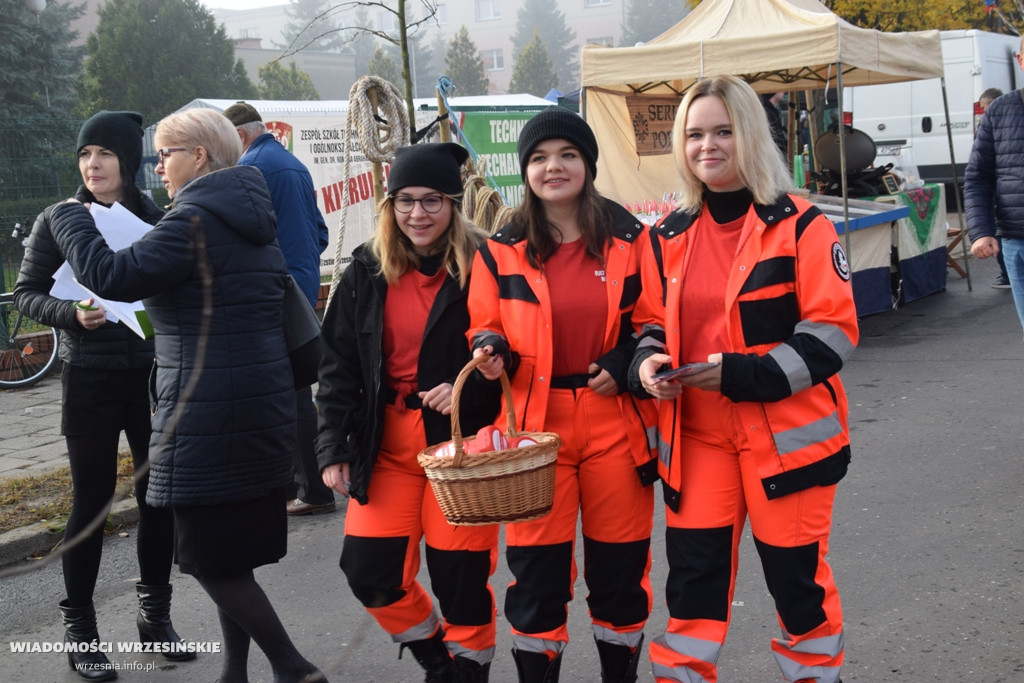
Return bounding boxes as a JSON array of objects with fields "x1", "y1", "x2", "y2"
[
  {"x1": 156, "y1": 147, "x2": 188, "y2": 163},
  {"x1": 392, "y1": 194, "x2": 445, "y2": 214}
]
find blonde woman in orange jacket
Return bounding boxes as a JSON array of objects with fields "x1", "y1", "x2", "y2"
[
  {"x1": 630, "y1": 76, "x2": 858, "y2": 683},
  {"x1": 468, "y1": 108, "x2": 658, "y2": 683}
]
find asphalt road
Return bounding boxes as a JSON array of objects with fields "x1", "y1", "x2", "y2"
[{"x1": 1, "y1": 256, "x2": 1022, "y2": 682}]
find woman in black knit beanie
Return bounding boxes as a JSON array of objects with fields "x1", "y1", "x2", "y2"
[{"x1": 13, "y1": 111, "x2": 192, "y2": 682}]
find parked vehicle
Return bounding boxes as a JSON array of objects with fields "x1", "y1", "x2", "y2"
[{"x1": 844, "y1": 30, "x2": 1023, "y2": 191}]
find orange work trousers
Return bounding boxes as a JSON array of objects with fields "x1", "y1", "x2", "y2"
[
  {"x1": 504, "y1": 387, "x2": 654, "y2": 658},
  {"x1": 340, "y1": 404, "x2": 499, "y2": 665},
  {"x1": 650, "y1": 390, "x2": 844, "y2": 683}
]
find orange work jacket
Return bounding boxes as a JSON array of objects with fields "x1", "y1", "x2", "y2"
[
  {"x1": 633, "y1": 193, "x2": 860, "y2": 510},
  {"x1": 467, "y1": 200, "x2": 658, "y2": 485}
]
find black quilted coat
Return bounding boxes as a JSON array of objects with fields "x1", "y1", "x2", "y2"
[{"x1": 47, "y1": 166, "x2": 295, "y2": 507}]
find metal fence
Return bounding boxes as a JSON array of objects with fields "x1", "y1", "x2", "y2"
[{"x1": 0, "y1": 116, "x2": 86, "y2": 289}]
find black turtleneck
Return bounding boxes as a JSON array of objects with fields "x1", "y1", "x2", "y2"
[
  {"x1": 704, "y1": 187, "x2": 753, "y2": 224},
  {"x1": 417, "y1": 251, "x2": 445, "y2": 277}
]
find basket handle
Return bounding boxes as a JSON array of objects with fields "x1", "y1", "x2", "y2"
[{"x1": 448, "y1": 353, "x2": 516, "y2": 468}]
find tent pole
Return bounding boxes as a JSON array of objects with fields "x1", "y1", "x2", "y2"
[
  {"x1": 804, "y1": 89, "x2": 819, "y2": 181},
  {"x1": 940, "y1": 76, "x2": 972, "y2": 290},
  {"x1": 836, "y1": 67, "x2": 851, "y2": 259}
]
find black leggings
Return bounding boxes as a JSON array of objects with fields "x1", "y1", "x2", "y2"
[{"x1": 62, "y1": 425, "x2": 174, "y2": 607}]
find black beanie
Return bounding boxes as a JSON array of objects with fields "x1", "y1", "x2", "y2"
[
  {"x1": 77, "y1": 111, "x2": 145, "y2": 180},
  {"x1": 517, "y1": 107, "x2": 598, "y2": 180},
  {"x1": 387, "y1": 142, "x2": 469, "y2": 196}
]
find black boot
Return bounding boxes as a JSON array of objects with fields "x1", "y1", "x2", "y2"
[
  {"x1": 59, "y1": 600, "x2": 117, "y2": 682},
  {"x1": 401, "y1": 628, "x2": 455, "y2": 682},
  {"x1": 595, "y1": 634, "x2": 644, "y2": 683},
  {"x1": 454, "y1": 655, "x2": 491, "y2": 682},
  {"x1": 135, "y1": 583, "x2": 196, "y2": 661},
  {"x1": 512, "y1": 649, "x2": 562, "y2": 683}
]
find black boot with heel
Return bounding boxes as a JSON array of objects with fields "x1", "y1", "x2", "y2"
[
  {"x1": 59, "y1": 599, "x2": 117, "y2": 682},
  {"x1": 135, "y1": 583, "x2": 196, "y2": 661}
]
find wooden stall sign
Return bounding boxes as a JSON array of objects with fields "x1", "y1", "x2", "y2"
[{"x1": 626, "y1": 95, "x2": 680, "y2": 157}]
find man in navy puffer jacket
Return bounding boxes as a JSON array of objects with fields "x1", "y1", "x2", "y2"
[{"x1": 965, "y1": 41, "x2": 1024, "y2": 338}]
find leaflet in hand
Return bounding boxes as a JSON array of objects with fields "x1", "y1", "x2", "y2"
[{"x1": 49, "y1": 202, "x2": 154, "y2": 339}]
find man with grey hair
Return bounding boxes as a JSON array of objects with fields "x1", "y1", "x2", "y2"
[{"x1": 223, "y1": 101, "x2": 336, "y2": 515}]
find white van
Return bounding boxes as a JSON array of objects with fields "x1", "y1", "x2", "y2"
[{"x1": 843, "y1": 29, "x2": 1023, "y2": 189}]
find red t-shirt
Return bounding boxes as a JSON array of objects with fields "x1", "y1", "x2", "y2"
[
  {"x1": 681, "y1": 215, "x2": 745, "y2": 363},
  {"x1": 545, "y1": 239, "x2": 607, "y2": 377},
  {"x1": 383, "y1": 267, "x2": 446, "y2": 400}
]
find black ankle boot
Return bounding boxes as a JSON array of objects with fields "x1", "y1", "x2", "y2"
[
  {"x1": 454, "y1": 654, "x2": 491, "y2": 682},
  {"x1": 400, "y1": 628, "x2": 455, "y2": 682},
  {"x1": 595, "y1": 634, "x2": 644, "y2": 683},
  {"x1": 512, "y1": 649, "x2": 562, "y2": 683},
  {"x1": 136, "y1": 583, "x2": 196, "y2": 661},
  {"x1": 59, "y1": 600, "x2": 117, "y2": 682}
]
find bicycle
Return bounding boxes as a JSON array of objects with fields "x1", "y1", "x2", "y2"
[
  {"x1": 0, "y1": 293, "x2": 60, "y2": 389},
  {"x1": 1, "y1": 224, "x2": 61, "y2": 389}
]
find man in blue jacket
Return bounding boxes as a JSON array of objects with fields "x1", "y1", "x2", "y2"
[
  {"x1": 224, "y1": 101, "x2": 337, "y2": 514},
  {"x1": 964, "y1": 42, "x2": 1024, "y2": 340}
]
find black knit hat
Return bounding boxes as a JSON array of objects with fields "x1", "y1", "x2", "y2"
[
  {"x1": 517, "y1": 107, "x2": 598, "y2": 180},
  {"x1": 222, "y1": 101, "x2": 262, "y2": 126},
  {"x1": 387, "y1": 142, "x2": 469, "y2": 196},
  {"x1": 77, "y1": 111, "x2": 144, "y2": 180}
]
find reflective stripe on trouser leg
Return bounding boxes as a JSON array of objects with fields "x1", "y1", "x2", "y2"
[{"x1": 338, "y1": 405, "x2": 439, "y2": 643}]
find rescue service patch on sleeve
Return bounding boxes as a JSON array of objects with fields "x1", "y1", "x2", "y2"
[{"x1": 831, "y1": 242, "x2": 851, "y2": 281}]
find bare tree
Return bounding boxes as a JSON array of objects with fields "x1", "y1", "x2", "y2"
[{"x1": 278, "y1": 1, "x2": 442, "y2": 139}]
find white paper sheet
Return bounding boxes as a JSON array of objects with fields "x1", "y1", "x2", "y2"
[{"x1": 49, "y1": 202, "x2": 155, "y2": 339}]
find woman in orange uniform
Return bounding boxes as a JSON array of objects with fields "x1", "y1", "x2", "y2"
[
  {"x1": 631, "y1": 75, "x2": 858, "y2": 683},
  {"x1": 317, "y1": 142, "x2": 501, "y2": 682},
  {"x1": 469, "y1": 108, "x2": 658, "y2": 683}
]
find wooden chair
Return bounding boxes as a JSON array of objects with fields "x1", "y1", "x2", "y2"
[{"x1": 946, "y1": 226, "x2": 967, "y2": 278}]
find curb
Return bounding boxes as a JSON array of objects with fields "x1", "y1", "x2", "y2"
[{"x1": 0, "y1": 497, "x2": 139, "y2": 569}]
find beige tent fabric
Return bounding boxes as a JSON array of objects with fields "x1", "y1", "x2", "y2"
[{"x1": 581, "y1": 0, "x2": 943, "y2": 205}]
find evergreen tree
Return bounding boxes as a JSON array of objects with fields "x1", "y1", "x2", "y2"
[
  {"x1": 622, "y1": 0, "x2": 689, "y2": 46},
  {"x1": 0, "y1": 0, "x2": 86, "y2": 232},
  {"x1": 258, "y1": 60, "x2": 320, "y2": 100},
  {"x1": 279, "y1": 0, "x2": 346, "y2": 53},
  {"x1": 444, "y1": 26, "x2": 489, "y2": 96},
  {"x1": 367, "y1": 45, "x2": 401, "y2": 88},
  {"x1": 510, "y1": 0, "x2": 577, "y2": 92},
  {"x1": 79, "y1": 0, "x2": 256, "y2": 124},
  {"x1": 509, "y1": 29, "x2": 557, "y2": 97}
]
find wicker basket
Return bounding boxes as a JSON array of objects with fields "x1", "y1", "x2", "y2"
[{"x1": 418, "y1": 355, "x2": 560, "y2": 526}]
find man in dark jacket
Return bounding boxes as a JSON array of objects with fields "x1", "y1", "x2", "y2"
[
  {"x1": 964, "y1": 41, "x2": 1024, "y2": 339},
  {"x1": 223, "y1": 101, "x2": 336, "y2": 515}
]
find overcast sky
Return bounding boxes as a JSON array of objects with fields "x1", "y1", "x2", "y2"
[{"x1": 200, "y1": 0, "x2": 287, "y2": 10}]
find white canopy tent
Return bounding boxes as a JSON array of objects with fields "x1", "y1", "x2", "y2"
[{"x1": 580, "y1": 0, "x2": 958, "y2": 271}]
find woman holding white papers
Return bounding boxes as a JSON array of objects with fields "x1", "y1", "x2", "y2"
[
  {"x1": 13, "y1": 110, "x2": 188, "y2": 681},
  {"x1": 46, "y1": 108, "x2": 326, "y2": 683}
]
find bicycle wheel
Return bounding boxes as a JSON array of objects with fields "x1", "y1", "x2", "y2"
[{"x1": 0, "y1": 293, "x2": 61, "y2": 389}]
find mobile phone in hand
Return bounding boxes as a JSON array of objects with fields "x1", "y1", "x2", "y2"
[{"x1": 650, "y1": 361, "x2": 720, "y2": 384}]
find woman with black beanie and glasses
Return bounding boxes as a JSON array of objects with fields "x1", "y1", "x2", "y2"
[{"x1": 14, "y1": 110, "x2": 191, "y2": 681}]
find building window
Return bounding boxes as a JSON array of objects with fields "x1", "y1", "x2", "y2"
[
  {"x1": 587, "y1": 36, "x2": 613, "y2": 47},
  {"x1": 481, "y1": 49, "x2": 504, "y2": 71},
  {"x1": 584, "y1": 0, "x2": 611, "y2": 6},
  {"x1": 436, "y1": 4, "x2": 447, "y2": 25},
  {"x1": 378, "y1": 11, "x2": 398, "y2": 33},
  {"x1": 240, "y1": 28, "x2": 260, "y2": 39},
  {"x1": 476, "y1": 0, "x2": 500, "y2": 21}
]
